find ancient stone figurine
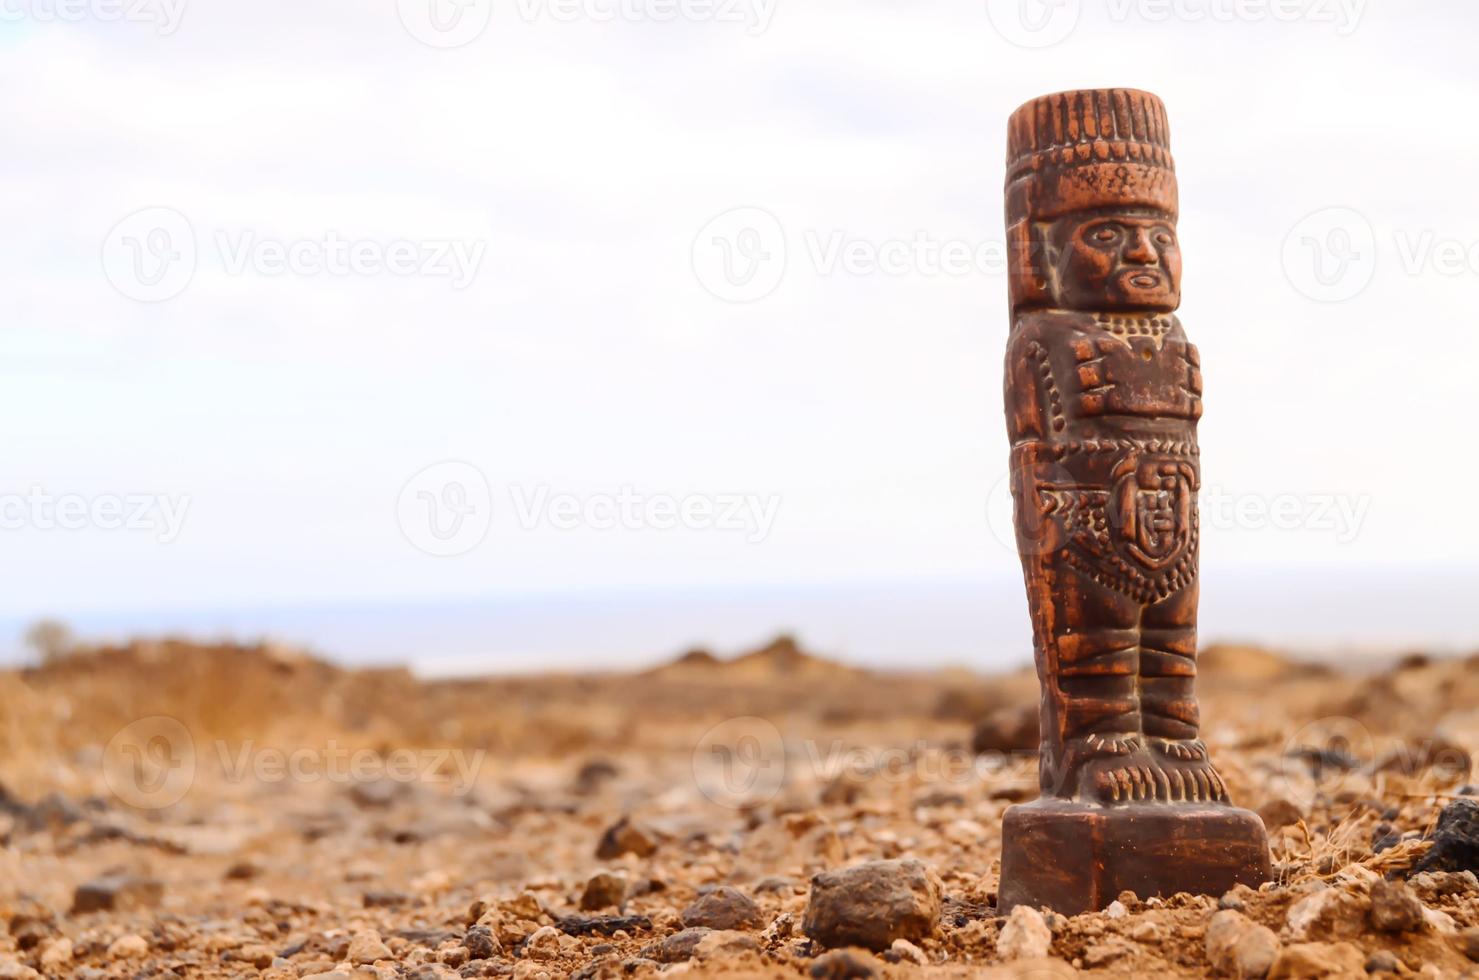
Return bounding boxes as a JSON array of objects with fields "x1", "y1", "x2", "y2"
[{"x1": 997, "y1": 89, "x2": 1270, "y2": 914}]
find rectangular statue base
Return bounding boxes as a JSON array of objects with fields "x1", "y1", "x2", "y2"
[{"x1": 999, "y1": 799, "x2": 1271, "y2": 915}]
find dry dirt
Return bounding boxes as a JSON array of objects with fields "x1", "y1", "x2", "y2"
[{"x1": 2, "y1": 635, "x2": 1478, "y2": 978}]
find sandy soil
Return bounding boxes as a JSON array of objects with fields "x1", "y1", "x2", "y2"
[{"x1": 1, "y1": 634, "x2": 1477, "y2": 978}]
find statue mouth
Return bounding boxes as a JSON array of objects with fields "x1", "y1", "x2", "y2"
[{"x1": 1125, "y1": 271, "x2": 1163, "y2": 289}]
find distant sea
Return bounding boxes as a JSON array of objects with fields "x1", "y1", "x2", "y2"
[{"x1": 1, "y1": 568, "x2": 1473, "y2": 676}]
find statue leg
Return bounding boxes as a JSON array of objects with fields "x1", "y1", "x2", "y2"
[
  {"x1": 1022, "y1": 554, "x2": 1161, "y2": 803},
  {"x1": 1141, "y1": 581, "x2": 1228, "y2": 802}
]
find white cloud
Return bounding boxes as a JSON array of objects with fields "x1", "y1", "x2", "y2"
[{"x1": 1, "y1": 0, "x2": 1476, "y2": 631}]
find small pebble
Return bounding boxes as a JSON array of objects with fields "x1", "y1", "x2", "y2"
[
  {"x1": 681, "y1": 885, "x2": 763, "y2": 930},
  {"x1": 348, "y1": 930, "x2": 392, "y2": 964},
  {"x1": 997, "y1": 905, "x2": 1052, "y2": 961},
  {"x1": 106, "y1": 934, "x2": 148, "y2": 959}
]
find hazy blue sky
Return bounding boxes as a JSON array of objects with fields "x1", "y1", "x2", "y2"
[{"x1": 2, "y1": 1, "x2": 1475, "y2": 663}]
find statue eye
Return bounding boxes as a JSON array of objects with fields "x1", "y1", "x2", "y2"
[
  {"x1": 1155, "y1": 231, "x2": 1175, "y2": 247},
  {"x1": 1090, "y1": 225, "x2": 1120, "y2": 244}
]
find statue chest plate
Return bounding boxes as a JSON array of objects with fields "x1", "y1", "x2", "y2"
[{"x1": 1068, "y1": 334, "x2": 1203, "y2": 422}]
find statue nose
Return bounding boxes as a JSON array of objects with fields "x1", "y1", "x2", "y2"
[{"x1": 1124, "y1": 229, "x2": 1158, "y2": 265}]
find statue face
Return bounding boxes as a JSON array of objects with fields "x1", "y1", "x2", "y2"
[{"x1": 1048, "y1": 211, "x2": 1181, "y2": 312}]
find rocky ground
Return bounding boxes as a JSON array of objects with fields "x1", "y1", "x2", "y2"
[{"x1": 2, "y1": 635, "x2": 1478, "y2": 978}]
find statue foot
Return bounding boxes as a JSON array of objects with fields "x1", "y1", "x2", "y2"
[
  {"x1": 1081, "y1": 754, "x2": 1163, "y2": 804},
  {"x1": 1149, "y1": 754, "x2": 1229, "y2": 803},
  {"x1": 1151, "y1": 737, "x2": 1208, "y2": 761},
  {"x1": 1060, "y1": 737, "x2": 1158, "y2": 804},
  {"x1": 1059, "y1": 736, "x2": 1230, "y2": 805},
  {"x1": 1086, "y1": 732, "x2": 1142, "y2": 755}
]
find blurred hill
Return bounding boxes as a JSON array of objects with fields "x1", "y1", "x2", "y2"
[{"x1": 5, "y1": 631, "x2": 1478, "y2": 774}]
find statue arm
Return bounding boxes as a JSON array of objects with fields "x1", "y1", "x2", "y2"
[{"x1": 1004, "y1": 317, "x2": 1059, "y2": 446}]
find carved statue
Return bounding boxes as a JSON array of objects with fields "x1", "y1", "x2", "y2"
[{"x1": 997, "y1": 89, "x2": 1270, "y2": 913}]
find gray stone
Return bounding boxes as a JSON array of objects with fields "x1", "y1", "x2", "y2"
[
  {"x1": 680, "y1": 886, "x2": 762, "y2": 930},
  {"x1": 1205, "y1": 909, "x2": 1279, "y2": 978},
  {"x1": 1367, "y1": 879, "x2": 1423, "y2": 933},
  {"x1": 579, "y1": 871, "x2": 627, "y2": 911},
  {"x1": 809, "y1": 948, "x2": 883, "y2": 979},
  {"x1": 802, "y1": 859, "x2": 940, "y2": 952},
  {"x1": 640, "y1": 927, "x2": 711, "y2": 963},
  {"x1": 1364, "y1": 950, "x2": 1401, "y2": 974},
  {"x1": 70, "y1": 874, "x2": 163, "y2": 914},
  {"x1": 1412, "y1": 798, "x2": 1479, "y2": 875},
  {"x1": 595, "y1": 816, "x2": 657, "y2": 859}
]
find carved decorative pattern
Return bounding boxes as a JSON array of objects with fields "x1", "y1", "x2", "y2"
[
  {"x1": 1024, "y1": 340, "x2": 1067, "y2": 434},
  {"x1": 1093, "y1": 313, "x2": 1174, "y2": 349}
]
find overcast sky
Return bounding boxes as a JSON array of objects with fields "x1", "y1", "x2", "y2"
[{"x1": 2, "y1": 1, "x2": 1475, "y2": 636}]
